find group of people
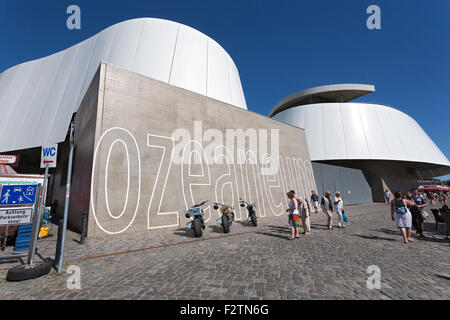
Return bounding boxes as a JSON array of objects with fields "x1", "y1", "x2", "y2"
[
  {"x1": 285, "y1": 190, "x2": 346, "y2": 240},
  {"x1": 390, "y1": 188, "x2": 448, "y2": 243}
]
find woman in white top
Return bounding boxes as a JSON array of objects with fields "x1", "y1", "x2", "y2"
[
  {"x1": 286, "y1": 190, "x2": 300, "y2": 240},
  {"x1": 333, "y1": 192, "x2": 345, "y2": 228}
]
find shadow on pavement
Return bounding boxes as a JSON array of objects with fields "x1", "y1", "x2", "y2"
[
  {"x1": 352, "y1": 234, "x2": 397, "y2": 242},
  {"x1": 235, "y1": 220, "x2": 254, "y2": 227},
  {"x1": 256, "y1": 231, "x2": 290, "y2": 240},
  {"x1": 208, "y1": 225, "x2": 224, "y2": 234},
  {"x1": 173, "y1": 228, "x2": 194, "y2": 238},
  {"x1": 310, "y1": 223, "x2": 329, "y2": 230},
  {"x1": 370, "y1": 228, "x2": 449, "y2": 244},
  {"x1": 435, "y1": 274, "x2": 450, "y2": 281}
]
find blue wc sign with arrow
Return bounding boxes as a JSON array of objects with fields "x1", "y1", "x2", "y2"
[{"x1": 40, "y1": 144, "x2": 58, "y2": 168}]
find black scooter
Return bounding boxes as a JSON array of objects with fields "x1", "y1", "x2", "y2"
[
  {"x1": 240, "y1": 199, "x2": 257, "y2": 227},
  {"x1": 184, "y1": 200, "x2": 208, "y2": 237},
  {"x1": 213, "y1": 203, "x2": 235, "y2": 233}
]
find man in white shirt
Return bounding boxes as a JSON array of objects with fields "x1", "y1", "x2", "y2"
[{"x1": 333, "y1": 191, "x2": 345, "y2": 228}]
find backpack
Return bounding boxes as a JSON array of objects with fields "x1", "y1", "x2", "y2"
[
  {"x1": 295, "y1": 198, "x2": 309, "y2": 214},
  {"x1": 394, "y1": 200, "x2": 408, "y2": 214}
]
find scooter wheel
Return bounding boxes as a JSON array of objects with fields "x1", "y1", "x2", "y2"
[
  {"x1": 192, "y1": 218, "x2": 203, "y2": 237},
  {"x1": 222, "y1": 216, "x2": 230, "y2": 233}
]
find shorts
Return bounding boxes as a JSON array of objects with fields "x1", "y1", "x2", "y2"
[
  {"x1": 313, "y1": 201, "x2": 319, "y2": 207},
  {"x1": 289, "y1": 214, "x2": 300, "y2": 228}
]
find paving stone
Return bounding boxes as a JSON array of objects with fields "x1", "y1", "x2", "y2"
[{"x1": 0, "y1": 203, "x2": 448, "y2": 299}]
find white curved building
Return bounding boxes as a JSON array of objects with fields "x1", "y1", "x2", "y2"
[
  {"x1": 271, "y1": 84, "x2": 450, "y2": 201},
  {"x1": 0, "y1": 18, "x2": 246, "y2": 153}
]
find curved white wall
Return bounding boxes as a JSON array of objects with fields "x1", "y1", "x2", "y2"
[
  {"x1": 273, "y1": 103, "x2": 450, "y2": 167},
  {"x1": 0, "y1": 18, "x2": 247, "y2": 152}
]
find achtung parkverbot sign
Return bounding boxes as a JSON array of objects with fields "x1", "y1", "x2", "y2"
[{"x1": 0, "y1": 207, "x2": 33, "y2": 226}]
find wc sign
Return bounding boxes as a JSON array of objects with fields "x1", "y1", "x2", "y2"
[{"x1": 41, "y1": 144, "x2": 58, "y2": 168}]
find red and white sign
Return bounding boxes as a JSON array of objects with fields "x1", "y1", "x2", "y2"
[
  {"x1": 40, "y1": 144, "x2": 58, "y2": 168},
  {"x1": 0, "y1": 155, "x2": 17, "y2": 165}
]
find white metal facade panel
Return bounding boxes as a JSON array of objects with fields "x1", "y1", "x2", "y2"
[
  {"x1": 0, "y1": 18, "x2": 247, "y2": 152},
  {"x1": 228, "y1": 60, "x2": 246, "y2": 109},
  {"x1": 358, "y1": 104, "x2": 390, "y2": 159},
  {"x1": 207, "y1": 39, "x2": 232, "y2": 104},
  {"x1": 322, "y1": 104, "x2": 347, "y2": 160},
  {"x1": 131, "y1": 19, "x2": 179, "y2": 83},
  {"x1": 169, "y1": 24, "x2": 208, "y2": 96},
  {"x1": 273, "y1": 103, "x2": 450, "y2": 167},
  {"x1": 375, "y1": 106, "x2": 408, "y2": 161},
  {"x1": 341, "y1": 103, "x2": 370, "y2": 159},
  {"x1": 107, "y1": 19, "x2": 143, "y2": 72}
]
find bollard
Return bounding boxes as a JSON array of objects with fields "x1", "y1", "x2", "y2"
[
  {"x1": 54, "y1": 218, "x2": 64, "y2": 270},
  {"x1": 80, "y1": 211, "x2": 88, "y2": 244}
]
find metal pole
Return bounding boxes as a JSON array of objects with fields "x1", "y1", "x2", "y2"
[
  {"x1": 1, "y1": 226, "x2": 7, "y2": 251},
  {"x1": 57, "y1": 121, "x2": 75, "y2": 273},
  {"x1": 27, "y1": 185, "x2": 42, "y2": 266},
  {"x1": 80, "y1": 211, "x2": 87, "y2": 244}
]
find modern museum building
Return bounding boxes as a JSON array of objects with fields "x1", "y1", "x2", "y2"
[{"x1": 0, "y1": 18, "x2": 448, "y2": 237}]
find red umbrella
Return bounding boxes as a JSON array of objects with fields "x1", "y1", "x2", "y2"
[{"x1": 418, "y1": 185, "x2": 450, "y2": 192}]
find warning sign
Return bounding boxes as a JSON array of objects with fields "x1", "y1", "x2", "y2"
[{"x1": 0, "y1": 207, "x2": 33, "y2": 226}]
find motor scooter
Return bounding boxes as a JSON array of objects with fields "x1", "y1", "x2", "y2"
[
  {"x1": 239, "y1": 199, "x2": 257, "y2": 227},
  {"x1": 184, "y1": 200, "x2": 208, "y2": 237},
  {"x1": 213, "y1": 203, "x2": 235, "y2": 233}
]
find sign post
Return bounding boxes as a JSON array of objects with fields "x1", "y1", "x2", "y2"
[
  {"x1": 27, "y1": 185, "x2": 42, "y2": 266},
  {"x1": 57, "y1": 122, "x2": 74, "y2": 273},
  {"x1": 30, "y1": 144, "x2": 57, "y2": 266}
]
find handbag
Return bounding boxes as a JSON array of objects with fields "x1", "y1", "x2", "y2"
[
  {"x1": 342, "y1": 210, "x2": 349, "y2": 223},
  {"x1": 421, "y1": 210, "x2": 429, "y2": 220}
]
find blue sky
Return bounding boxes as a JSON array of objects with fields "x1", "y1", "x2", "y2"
[{"x1": 1, "y1": 0, "x2": 449, "y2": 177}]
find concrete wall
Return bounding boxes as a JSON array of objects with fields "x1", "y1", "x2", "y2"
[
  {"x1": 65, "y1": 63, "x2": 316, "y2": 238},
  {"x1": 312, "y1": 162, "x2": 373, "y2": 205}
]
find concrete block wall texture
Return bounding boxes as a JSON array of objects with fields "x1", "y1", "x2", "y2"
[{"x1": 60, "y1": 63, "x2": 317, "y2": 238}]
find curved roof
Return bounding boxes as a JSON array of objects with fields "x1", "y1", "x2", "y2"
[
  {"x1": 0, "y1": 18, "x2": 247, "y2": 153},
  {"x1": 272, "y1": 102, "x2": 450, "y2": 174},
  {"x1": 269, "y1": 83, "x2": 375, "y2": 117}
]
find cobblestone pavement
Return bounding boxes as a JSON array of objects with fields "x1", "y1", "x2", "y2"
[{"x1": 0, "y1": 203, "x2": 449, "y2": 299}]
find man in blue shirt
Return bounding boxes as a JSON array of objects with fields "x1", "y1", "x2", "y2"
[
  {"x1": 410, "y1": 188, "x2": 428, "y2": 237},
  {"x1": 311, "y1": 191, "x2": 319, "y2": 213}
]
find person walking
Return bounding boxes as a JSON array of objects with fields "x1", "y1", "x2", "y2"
[
  {"x1": 441, "y1": 192, "x2": 448, "y2": 206},
  {"x1": 321, "y1": 191, "x2": 334, "y2": 229},
  {"x1": 333, "y1": 191, "x2": 345, "y2": 228},
  {"x1": 384, "y1": 190, "x2": 390, "y2": 204},
  {"x1": 311, "y1": 191, "x2": 319, "y2": 213},
  {"x1": 298, "y1": 197, "x2": 311, "y2": 235},
  {"x1": 286, "y1": 190, "x2": 300, "y2": 240},
  {"x1": 410, "y1": 188, "x2": 427, "y2": 237},
  {"x1": 390, "y1": 191, "x2": 414, "y2": 243}
]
